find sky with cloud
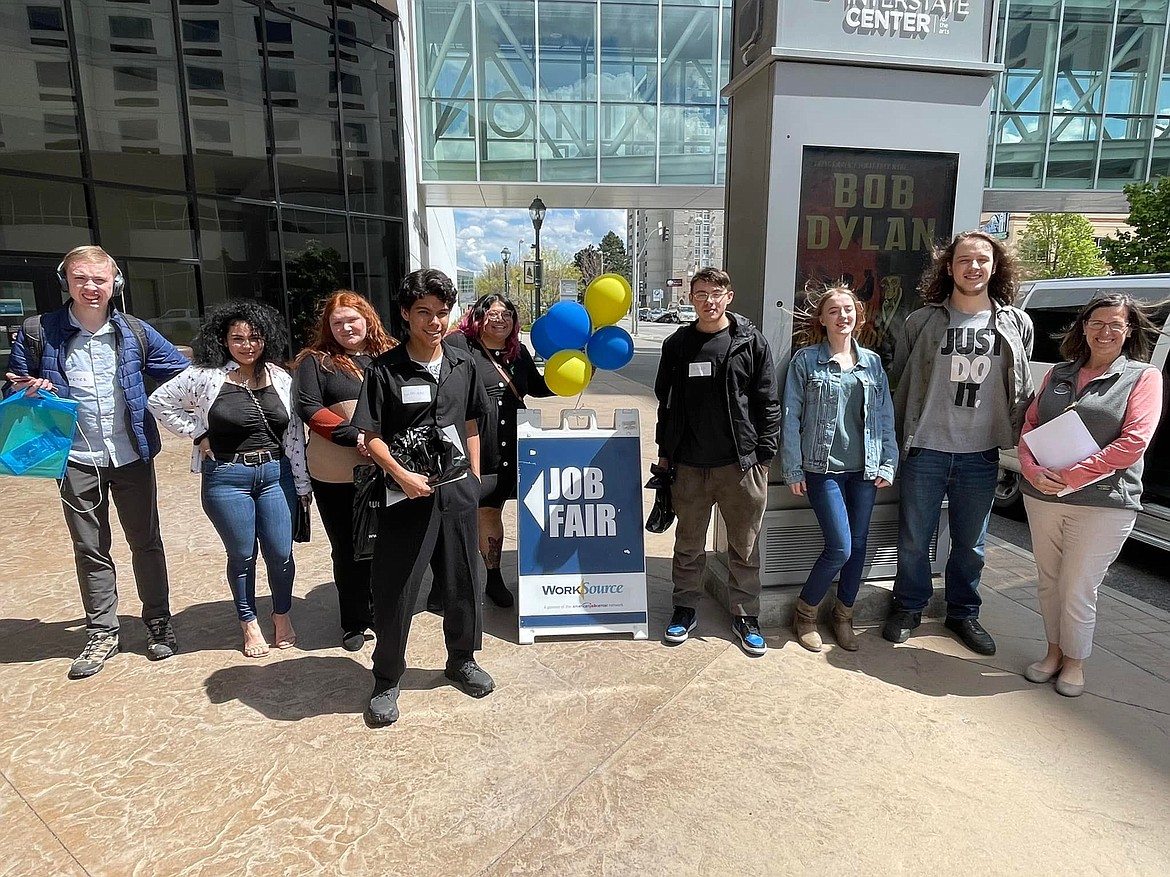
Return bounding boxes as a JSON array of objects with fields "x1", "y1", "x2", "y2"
[{"x1": 454, "y1": 208, "x2": 627, "y2": 273}]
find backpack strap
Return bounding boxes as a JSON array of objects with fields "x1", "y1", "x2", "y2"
[
  {"x1": 122, "y1": 314, "x2": 149, "y2": 359},
  {"x1": 20, "y1": 315, "x2": 44, "y2": 377}
]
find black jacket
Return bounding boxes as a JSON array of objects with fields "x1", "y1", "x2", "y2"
[{"x1": 654, "y1": 312, "x2": 780, "y2": 471}]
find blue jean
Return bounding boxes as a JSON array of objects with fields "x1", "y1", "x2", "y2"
[
  {"x1": 893, "y1": 447, "x2": 999, "y2": 619},
  {"x1": 800, "y1": 471, "x2": 879, "y2": 607},
  {"x1": 200, "y1": 458, "x2": 297, "y2": 622}
]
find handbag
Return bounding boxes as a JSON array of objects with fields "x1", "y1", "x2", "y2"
[
  {"x1": 294, "y1": 500, "x2": 311, "y2": 543},
  {"x1": 644, "y1": 463, "x2": 676, "y2": 533},
  {"x1": 352, "y1": 463, "x2": 383, "y2": 561}
]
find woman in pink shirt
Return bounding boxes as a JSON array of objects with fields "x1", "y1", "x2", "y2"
[{"x1": 1018, "y1": 294, "x2": 1164, "y2": 696}]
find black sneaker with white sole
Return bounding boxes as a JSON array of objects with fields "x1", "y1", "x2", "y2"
[
  {"x1": 664, "y1": 606, "x2": 698, "y2": 645},
  {"x1": 145, "y1": 616, "x2": 177, "y2": 661}
]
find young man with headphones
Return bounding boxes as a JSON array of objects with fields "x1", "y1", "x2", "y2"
[{"x1": 5, "y1": 245, "x2": 190, "y2": 679}]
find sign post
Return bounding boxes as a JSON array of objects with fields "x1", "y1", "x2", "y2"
[{"x1": 514, "y1": 409, "x2": 648, "y2": 644}]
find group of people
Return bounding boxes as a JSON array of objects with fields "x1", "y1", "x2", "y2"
[
  {"x1": 654, "y1": 233, "x2": 1162, "y2": 703},
  {"x1": 3, "y1": 232, "x2": 1163, "y2": 727}
]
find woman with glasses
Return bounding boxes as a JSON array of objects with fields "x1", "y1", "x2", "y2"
[
  {"x1": 149, "y1": 301, "x2": 311, "y2": 657},
  {"x1": 780, "y1": 284, "x2": 897, "y2": 652},
  {"x1": 444, "y1": 293, "x2": 551, "y2": 608},
  {"x1": 1018, "y1": 294, "x2": 1163, "y2": 696}
]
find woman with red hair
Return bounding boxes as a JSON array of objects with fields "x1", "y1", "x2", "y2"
[{"x1": 293, "y1": 291, "x2": 395, "y2": 650}]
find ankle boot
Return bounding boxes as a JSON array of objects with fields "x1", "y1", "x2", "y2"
[
  {"x1": 793, "y1": 598, "x2": 822, "y2": 652},
  {"x1": 832, "y1": 599, "x2": 858, "y2": 651},
  {"x1": 484, "y1": 568, "x2": 514, "y2": 608}
]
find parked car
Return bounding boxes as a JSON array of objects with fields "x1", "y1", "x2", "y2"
[
  {"x1": 638, "y1": 307, "x2": 651, "y2": 320},
  {"x1": 995, "y1": 273, "x2": 1170, "y2": 551},
  {"x1": 677, "y1": 304, "x2": 697, "y2": 324},
  {"x1": 647, "y1": 308, "x2": 666, "y2": 323},
  {"x1": 657, "y1": 309, "x2": 679, "y2": 323}
]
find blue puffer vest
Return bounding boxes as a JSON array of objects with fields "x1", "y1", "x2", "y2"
[{"x1": 7, "y1": 305, "x2": 190, "y2": 461}]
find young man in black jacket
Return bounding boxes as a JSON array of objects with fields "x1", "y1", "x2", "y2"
[{"x1": 653, "y1": 268, "x2": 781, "y2": 655}]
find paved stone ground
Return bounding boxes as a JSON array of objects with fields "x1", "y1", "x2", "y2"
[{"x1": 1, "y1": 369, "x2": 1168, "y2": 876}]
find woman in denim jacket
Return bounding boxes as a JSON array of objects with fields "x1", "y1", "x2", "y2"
[{"x1": 781, "y1": 285, "x2": 898, "y2": 651}]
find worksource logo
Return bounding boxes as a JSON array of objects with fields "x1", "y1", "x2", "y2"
[{"x1": 832, "y1": 0, "x2": 974, "y2": 40}]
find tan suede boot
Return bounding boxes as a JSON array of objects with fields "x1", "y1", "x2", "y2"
[
  {"x1": 793, "y1": 598, "x2": 822, "y2": 652},
  {"x1": 832, "y1": 599, "x2": 858, "y2": 651}
]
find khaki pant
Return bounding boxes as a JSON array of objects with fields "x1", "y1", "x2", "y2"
[
  {"x1": 1024, "y1": 496, "x2": 1136, "y2": 660},
  {"x1": 671, "y1": 463, "x2": 768, "y2": 617}
]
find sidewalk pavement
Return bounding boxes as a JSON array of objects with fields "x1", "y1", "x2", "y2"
[{"x1": 1, "y1": 366, "x2": 1169, "y2": 876}]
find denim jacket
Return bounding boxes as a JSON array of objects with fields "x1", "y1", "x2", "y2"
[{"x1": 780, "y1": 341, "x2": 898, "y2": 484}]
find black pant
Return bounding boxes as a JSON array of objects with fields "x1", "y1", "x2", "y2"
[
  {"x1": 370, "y1": 490, "x2": 482, "y2": 689},
  {"x1": 60, "y1": 459, "x2": 170, "y2": 635},
  {"x1": 311, "y1": 478, "x2": 373, "y2": 635}
]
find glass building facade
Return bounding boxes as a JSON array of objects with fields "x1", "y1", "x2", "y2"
[
  {"x1": 0, "y1": 0, "x2": 406, "y2": 353},
  {"x1": 989, "y1": 0, "x2": 1170, "y2": 196},
  {"x1": 414, "y1": 0, "x2": 733, "y2": 187}
]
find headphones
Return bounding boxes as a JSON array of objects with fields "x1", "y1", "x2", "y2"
[{"x1": 57, "y1": 256, "x2": 125, "y2": 296}]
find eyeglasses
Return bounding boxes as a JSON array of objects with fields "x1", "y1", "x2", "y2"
[
  {"x1": 691, "y1": 291, "x2": 729, "y2": 303},
  {"x1": 227, "y1": 335, "x2": 265, "y2": 346},
  {"x1": 1085, "y1": 320, "x2": 1129, "y2": 333}
]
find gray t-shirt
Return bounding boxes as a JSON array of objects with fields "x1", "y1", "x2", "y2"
[
  {"x1": 911, "y1": 304, "x2": 1011, "y2": 454},
  {"x1": 827, "y1": 367, "x2": 866, "y2": 473}
]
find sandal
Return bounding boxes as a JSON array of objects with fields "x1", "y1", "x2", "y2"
[
  {"x1": 272, "y1": 613, "x2": 297, "y2": 650},
  {"x1": 241, "y1": 620, "x2": 269, "y2": 658}
]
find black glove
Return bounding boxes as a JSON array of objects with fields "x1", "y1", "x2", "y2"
[{"x1": 645, "y1": 464, "x2": 676, "y2": 533}]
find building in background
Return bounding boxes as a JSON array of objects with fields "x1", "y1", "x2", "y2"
[
  {"x1": 627, "y1": 208, "x2": 724, "y2": 308},
  {"x1": 1, "y1": 0, "x2": 408, "y2": 350},
  {"x1": 456, "y1": 267, "x2": 475, "y2": 305}
]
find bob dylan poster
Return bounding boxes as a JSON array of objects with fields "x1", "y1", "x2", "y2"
[{"x1": 795, "y1": 146, "x2": 958, "y2": 367}]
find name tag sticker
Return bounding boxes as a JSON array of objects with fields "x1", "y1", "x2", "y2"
[
  {"x1": 688, "y1": 361, "x2": 713, "y2": 377},
  {"x1": 70, "y1": 372, "x2": 96, "y2": 390},
  {"x1": 401, "y1": 385, "x2": 432, "y2": 404}
]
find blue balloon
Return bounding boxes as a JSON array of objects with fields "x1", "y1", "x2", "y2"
[
  {"x1": 535, "y1": 301, "x2": 592, "y2": 355},
  {"x1": 586, "y1": 325, "x2": 635, "y2": 371}
]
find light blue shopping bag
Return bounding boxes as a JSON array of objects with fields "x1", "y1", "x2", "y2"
[{"x1": 0, "y1": 390, "x2": 79, "y2": 479}]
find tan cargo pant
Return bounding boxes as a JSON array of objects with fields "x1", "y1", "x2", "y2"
[{"x1": 670, "y1": 462, "x2": 768, "y2": 617}]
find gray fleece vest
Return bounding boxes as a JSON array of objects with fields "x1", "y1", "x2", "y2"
[{"x1": 1022, "y1": 356, "x2": 1153, "y2": 510}]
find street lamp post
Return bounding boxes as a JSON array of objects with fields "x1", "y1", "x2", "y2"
[
  {"x1": 529, "y1": 196, "x2": 546, "y2": 322},
  {"x1": 501, "y1": 247, "x2": 510, "y2": 296}
]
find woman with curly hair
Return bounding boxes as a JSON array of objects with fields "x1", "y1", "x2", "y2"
[
  {"x1": 293, "y1": 291, "x2": 395, "y2": 650},
  {"x1": 148, "y1": 300, "x2": 311, "y2": 657},
  {"x1": 444, "y1": 293, "x2": 552, "y2": 608}
]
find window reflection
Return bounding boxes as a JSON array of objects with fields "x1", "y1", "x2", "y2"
[
  {"x1": 123, "y1": 261, "x2": 200, "y2": 348},
  {"x1": 282, "y1": 207, "x2": 351, "y2": 345},
  {"x1": 539, "y1": 1, "x2": 596, "y2": 101},
  {"x1": 197, "y1": 199, "x2": 283, "y2": 311},
  {"x1": 476, "y1": 1, "x2": 535, "y2": 100},
  {"x1": 0, "y1": 174, "x2": 89, "y2": 253},
  {"x1": 350, "y1": 215, "x2": 403, "y2": 323},
  {"x1": 344, "y1": 45, "x2": 403, "y2": 216},
  {"x1": 95, "y1": 186, "x2": 194, "y2": 260}
]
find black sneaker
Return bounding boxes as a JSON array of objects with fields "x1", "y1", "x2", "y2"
[
  {"x1": 882, "y1": 609, "x2": 922, "y2": 644},
  {"x1": 664, "y1": 606, "x2": 698, "y2": 645},
  {"x1": 342, "y1": 630, "x2": 366, "y2": 652},
  {"x1": 444, "y1": 654, "x2": 495, "y2": 698},
  {"x1": 365, "y1": 686, "x2": 400, "y2": 727},
  {"x1": 732, "y1": 616, "x2": 767, "y2": 657},
  {"x1": 68, "y1": 632, "x2": 119, "y2": 679},
  {"x1": 145, "y1": 617, "x2": 177, "y2": 661},
  {"x1": 944, "y1": 617, "x2": 997, "y2": 655}
]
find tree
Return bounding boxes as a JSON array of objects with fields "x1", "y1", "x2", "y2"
[
  {"x1": 1016, "y1": 213, "x2": 1107, "y2": 280},
  {"x1": 599, "y1": 231, "x2": 631, "y2": 282},
  {"x1": 285, "y1": 240, "x2": 347, "y2": 349},
  {"x1": 1101, "y1": 177, "x2": 1170, "y2": 274},
  {"x1": 573, "y1": 245, "x2": 604, "y2": 288}
]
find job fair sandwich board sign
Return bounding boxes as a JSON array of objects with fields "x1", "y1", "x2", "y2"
[{"x1": 515, "y1": 409, "x2": 648, "y2": 644}]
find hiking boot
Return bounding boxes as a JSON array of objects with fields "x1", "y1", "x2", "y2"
[
  {"x1": 68, "y1": 632, "x2": 119, "y2": 679},
  {"x1": 444, "y1": 654, "x2": 495, "y2": 698},
  {"x1": 732, "y1": 616, "x2": 767, "y2": 657},
  {"x1": 664, "y1": 606, "x2": 697, "y2": 645},
  {"x1": 145, "y1": 616, "x2": 177, "y2": 661},
  {"x1": 365, "y1": 686, "x2": 400, "y2": 727}
]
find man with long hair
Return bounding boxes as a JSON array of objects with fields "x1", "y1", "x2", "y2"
[{"x1": 882, "y1": 232, "x2": 1034, "y2": 655}]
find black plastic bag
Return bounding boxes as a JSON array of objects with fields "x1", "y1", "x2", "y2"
[
  {"x1": 645, "y1": 464, "x2": 676, "y2": 533},
  {"x1": 353, "y1": 463, "x2": 383, "y2": 561},
  {"x1": 389, "y1": 424, "x2": 470, "y2": 485}
]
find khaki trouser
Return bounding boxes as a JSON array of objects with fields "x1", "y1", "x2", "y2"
[{"x1": 670, "y1": 462, "x2": 768, "y2": 617}]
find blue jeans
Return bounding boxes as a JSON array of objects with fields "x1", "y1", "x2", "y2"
[
  {"x1": 201, "y1": 458, "x2": 297, "y2": 622},
  {"x1": 800, "y1": 471, "x2": 878, "y2": 607},
  {"x1": 893, "y1": 447, "x2": 999, "y2": 619}
]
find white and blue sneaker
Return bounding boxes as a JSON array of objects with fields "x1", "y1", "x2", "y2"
[
  {"x1": 664, "y1": 606, "x2": 698, "y2": 644},
  {"x1": 732, "y1": 616, "x2": 767, "y2": 657}
]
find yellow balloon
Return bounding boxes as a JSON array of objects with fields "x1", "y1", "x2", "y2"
[
  {"x1": 584, "y1": 273, "x2": 632, "y2": 327},
  {"x1": 544, "y1": 350, "x2": 593, "y2": 397}
]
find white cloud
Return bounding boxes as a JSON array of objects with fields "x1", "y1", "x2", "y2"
[{"x1": 454, "y1": 208, "x2": 627, "y2": 273}]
